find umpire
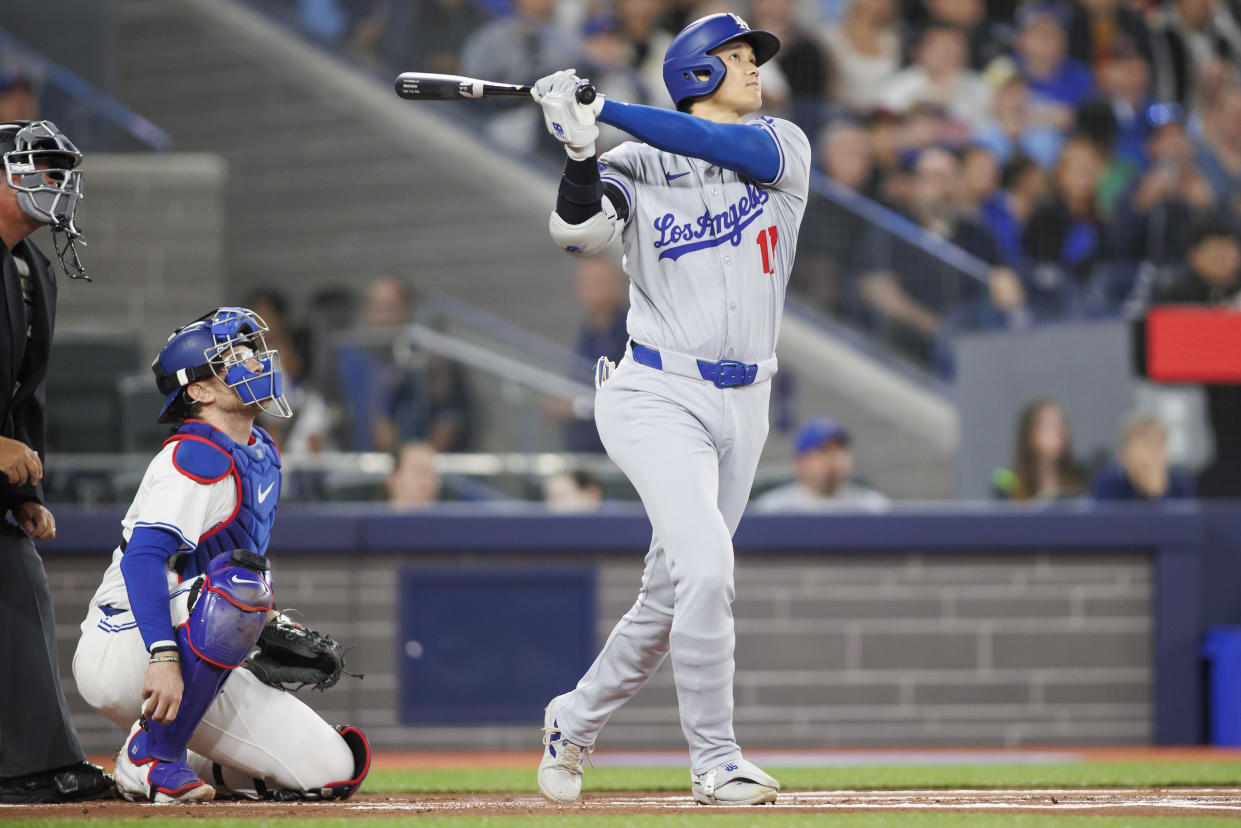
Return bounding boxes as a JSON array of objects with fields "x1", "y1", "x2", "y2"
[{"x1": 0, "y1": 120, "x2": 110, "y2": 802}]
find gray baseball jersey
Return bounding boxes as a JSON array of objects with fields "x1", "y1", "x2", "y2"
[
  {"x1": 551, "y1": 118, "x2": 813, "y2": 777},
  {"x1": 598, "y1": 116, "x2": 812, "y2": 365}
]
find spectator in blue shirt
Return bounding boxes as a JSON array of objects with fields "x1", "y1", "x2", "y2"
[
  {"x1": 1024, "y1": 137, "x2": 1108, "y2": 312},
  {"x1": 1093, "y1": 36, "x2": 1155, "y2": 171},
  {"x1": 1012, "y1": 2, "x2": 1096, "y2": 112},
  {"x1": 1110, "y1": 102, "x2": 1220, "y2": 271},
  {"x1": 981, "y1": 155, "x2": 1048, "y2": 268},
  {"x1": 1091, "y1": 412, "x2": 1195, "y2": 500}
]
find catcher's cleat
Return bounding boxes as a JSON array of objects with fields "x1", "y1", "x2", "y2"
[
  {"x1": 538, "y1": 693, "x2": 591, "y2": 803},
  {"x1": 114, "y1": 721, "x2": 214, "y2": 803},
  {"x1": 691, "y1": 757, "x2": 779, "y2": 805}
]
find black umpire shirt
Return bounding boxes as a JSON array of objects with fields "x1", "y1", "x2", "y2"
[{"x1": 0, "y1": 238, "x2": 55, "y2": 512}]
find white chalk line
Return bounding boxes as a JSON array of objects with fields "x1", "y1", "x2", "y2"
[{"x1": 344, "y1": 788, "x2": 1241, "y2": 813}]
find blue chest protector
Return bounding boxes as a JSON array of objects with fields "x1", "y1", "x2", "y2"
[{"x1": 166, "y1": 420, "x2": 282, "y2": 578}]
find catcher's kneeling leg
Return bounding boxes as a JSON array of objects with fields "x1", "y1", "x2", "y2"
[
  {"x1": 140, "y1": 550, "x2": 273, "y2": 762},
  {"x1": 189, "y1": 723, "x2": 371, "y2": 801}
]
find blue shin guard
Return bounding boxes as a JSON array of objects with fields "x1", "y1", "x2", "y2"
[{"x1": 142, "y1": 550, "x2": 273, "y2": 762}]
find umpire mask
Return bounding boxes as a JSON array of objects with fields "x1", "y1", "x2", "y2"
[{"x1": 0, "y1": 120, "x2": 87, "y2": 280}]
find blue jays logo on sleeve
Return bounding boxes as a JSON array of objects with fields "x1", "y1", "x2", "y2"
[{"x1": 652, "y1": 183, "x2": 770, "y2": 262}]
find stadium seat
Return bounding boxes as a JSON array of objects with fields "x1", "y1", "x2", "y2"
[
  {"x1": 46, "y1": 334, "x2": 142, "y2": 453},
  {"x1": 117, "y1": 372, "x2": 171, "y2": 453}
]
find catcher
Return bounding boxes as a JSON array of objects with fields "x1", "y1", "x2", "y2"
[{"x1": 72, "y1": 307, "x2": 369, "y2": 803}]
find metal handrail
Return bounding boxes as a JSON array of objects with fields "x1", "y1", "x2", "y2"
[
  {"x1": 416, "y1": 290, "x2": 595, "y2": 376},
  {"x1": 0, "y1": 26, "x2": 171, "y2": 151},
  {"x1": 396, "y1": 322, "x2": 595, "y2": 414},
  {"x1": 784, "y1": 294, "x2": 954, "y2": 399},
  {"x1": 44, "y1": 449, "x2": 797, "y2": 486},
  {"x1": 44, "y1": 449, "x2": 622, "y2": 478},
  {"x1": 809, "y1": 171, "x2": 991, "y2": 285}
]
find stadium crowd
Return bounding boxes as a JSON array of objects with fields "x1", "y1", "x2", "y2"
[
  {"x1": 5, "y1": 0, "x2": 1236, "y2": 505},
  {"x1": 267, "y1": 0, "x2": 1241, "y2": 371}
]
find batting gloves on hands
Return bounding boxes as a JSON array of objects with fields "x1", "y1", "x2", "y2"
[{"x1": 531, "y1": 69, "x2": 604, "y2": 161}]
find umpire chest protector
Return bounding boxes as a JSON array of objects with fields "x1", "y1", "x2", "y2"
[{"x1": 166, "y1": 419, "x2": 282, "y2": 577}]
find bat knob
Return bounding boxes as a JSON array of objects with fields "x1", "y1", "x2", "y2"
[{"x1": 576, "y1": 83, "x2": 597, "y2": 105}]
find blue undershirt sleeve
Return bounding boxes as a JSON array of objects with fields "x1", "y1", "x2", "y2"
[
  {"x1": 597, "y1": 99, "x2": 781, "y2": 184},
  {"x1": 119, "y1": 526, "x2": 184, "y2": 651}
]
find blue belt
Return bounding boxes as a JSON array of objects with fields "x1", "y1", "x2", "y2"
[{"x1": 631, "y1": 342, "x2": 759, "y2": 389}]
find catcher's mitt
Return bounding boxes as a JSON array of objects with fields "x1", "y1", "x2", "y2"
[{"x1": 243, "y1": 612, "x2": 360, "y2": 692}]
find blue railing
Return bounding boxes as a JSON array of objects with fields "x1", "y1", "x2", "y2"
[{"x1": 0, "y1": 26, "x2": 171, "y2": 152}]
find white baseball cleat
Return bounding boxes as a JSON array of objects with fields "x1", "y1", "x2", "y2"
[
  {"x1": 114, "y1": 721, "x2": 215, "y2": 803},
  {"x1": 537, "y1": 693, "x2": 591, "y2": 803},
  {"x1": 691, "y1": 757, "x2": 780, "y2": 805}
]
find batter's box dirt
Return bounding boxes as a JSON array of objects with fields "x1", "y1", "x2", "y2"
[{"x1": 5, "y1": 788, "x2": 1241, "y2": 819}]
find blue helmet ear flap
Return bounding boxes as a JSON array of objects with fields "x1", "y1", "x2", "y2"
[
  {"x1": 157, "y1": 388, "x2": 183, "y2": 423},
  {"x1": 664, "y1": 55, "x2": 727, "y2": 111}
]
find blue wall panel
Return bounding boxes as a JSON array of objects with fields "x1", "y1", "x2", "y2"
[{"x1": 397, "y1": 566, "x2": 597, "y2": 723}]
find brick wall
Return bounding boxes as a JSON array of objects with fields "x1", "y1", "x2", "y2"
[
  {"x1": 47, "y1": 548, "x2": 1150, "y2": 755},
  {"x1": 52, "y1": 153, "x2": 227, "y2": 357}
]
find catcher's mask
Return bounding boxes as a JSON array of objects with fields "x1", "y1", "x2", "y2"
[
  {"x1": 0, "y1": 120, "x2": 87, "y2": 280},
  {"x1": 153, "y1": 306, "x2": 293, "y2": 423}
]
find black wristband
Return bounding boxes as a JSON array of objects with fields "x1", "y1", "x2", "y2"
[
  {"x1": 559, "y1": 176, "x2": 603, "y2": 206},
  {"x1": 149, "y1": 644, "x2": 179, "y2": 656},
  {"x1": 556, "y1": 156, "x2": 603, "y2": 224}
]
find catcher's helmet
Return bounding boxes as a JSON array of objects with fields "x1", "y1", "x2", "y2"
[
  {"x1": 152, "y1": 307, "x2": 292, "y2": 423},
  {"x1": 663, "y1": 13, "x2": 780, "y2": 111}
]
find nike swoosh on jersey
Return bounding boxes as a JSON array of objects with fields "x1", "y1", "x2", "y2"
[
  {"x1": 665, "y1": 171, "x2": 690, "y2": 182},
  {"x1": 257, "y1": 482, "x2": 276, "y2": 503}
]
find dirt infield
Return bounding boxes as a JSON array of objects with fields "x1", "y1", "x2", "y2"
[
  {"x1": 364, "y1": 746, "x2": 1241, "y2": 769},
  {"x1": 5, "y1": 788, "x2": 1241, "y2": 819}
]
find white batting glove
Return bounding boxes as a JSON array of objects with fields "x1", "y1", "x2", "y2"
[
  {"x1": 531, "y1": 69, "x2": 604, "y2": 161},
  {"x1": 594, "y1": 356, "x2": 616, "y2": 389}
]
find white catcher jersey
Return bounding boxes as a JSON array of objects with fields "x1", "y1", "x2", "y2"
[
  {"x1": 85, "y1": 444, "x2": 238, "y2": 612},
  {"x1": 599, "y1": 115, "x2": 811, "y2": 366}
]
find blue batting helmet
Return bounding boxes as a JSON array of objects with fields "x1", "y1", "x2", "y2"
[
  {"x1": 663, "y1": 13, "x2": 780, "y2": 110},
  {"x1": 152, "y1": 307, "x2": 292, "y2": 423}
]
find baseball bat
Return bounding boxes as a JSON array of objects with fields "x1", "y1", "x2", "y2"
[{"x1": 394, "y1": 72, "x2": 597, "y2": 105}]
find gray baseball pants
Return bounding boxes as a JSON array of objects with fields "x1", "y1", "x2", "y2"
[{"x1": 553, "y1": 354, "x2": 770, "y2": 775}]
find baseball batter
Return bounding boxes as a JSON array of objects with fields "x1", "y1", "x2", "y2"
[
  {"x1": 72, "y1": 308, "x2": 369, "y2": 803},
  {"x1": 531, "y1": 13, "x2": 810, "y2": 806}
]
